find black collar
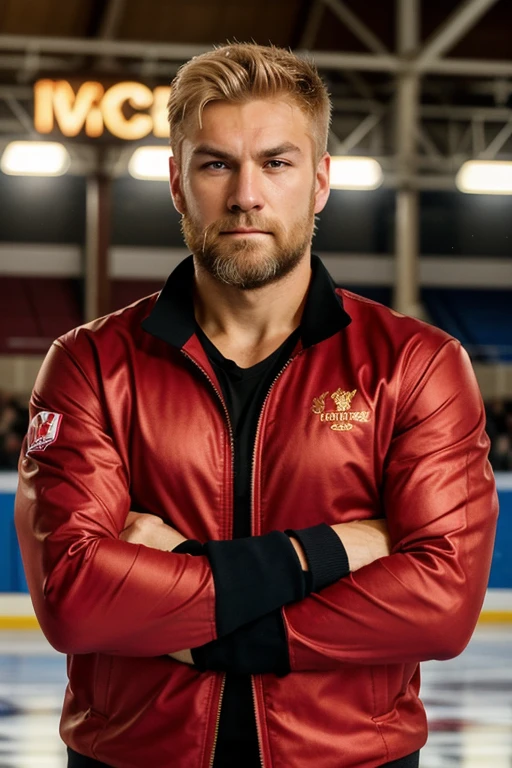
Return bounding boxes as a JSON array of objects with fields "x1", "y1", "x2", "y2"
[{"x1": 141, "y1": 254, "x2": 351, "y2": 350}]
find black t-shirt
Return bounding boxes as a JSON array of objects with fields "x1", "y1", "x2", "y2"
[{"x1": 196, "y1": 324, "x2": 301, "y2": 767}]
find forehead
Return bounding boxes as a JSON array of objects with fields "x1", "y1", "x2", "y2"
[{"x1": 182, "y1": 98, "x2": 314, "y2": 159}]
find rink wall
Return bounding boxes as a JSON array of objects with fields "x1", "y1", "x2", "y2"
[{"x1": 1, "y1": 471, "x2": 511, "y2": 626}]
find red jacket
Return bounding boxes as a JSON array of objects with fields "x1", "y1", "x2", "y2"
[{"x1": 15, "y1": 257, "x2": 498, "y2": 768}]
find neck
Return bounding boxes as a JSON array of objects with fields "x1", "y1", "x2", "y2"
[{"x1": 192, "y1": 254, "x2": 311, "y2": 366}]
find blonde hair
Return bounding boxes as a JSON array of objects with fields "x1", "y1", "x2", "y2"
[{"x1": 168, "y1": 42, "x2": 331, "y2": 163}]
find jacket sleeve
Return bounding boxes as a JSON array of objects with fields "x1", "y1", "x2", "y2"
[
  {"x1": 15, "y1": 340, "x2": 218, "y2": 657},
  {"x1": 282, "y1": 339, "x2": 499, "y2": 671},
  {"x1": 14, "y1": 340, "x2": 309, "y2": 657}
]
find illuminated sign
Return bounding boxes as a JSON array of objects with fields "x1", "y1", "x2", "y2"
[{"x1": 34, "y1": 80, "x2": 170, "y2": 140}]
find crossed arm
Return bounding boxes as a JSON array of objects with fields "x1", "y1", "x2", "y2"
[
  {"x1": 15, "y1": 337, "x2": 498, "y2": 667},
  {"x1": 119, "y1": 511, "x2": 392, "y2": 667}
]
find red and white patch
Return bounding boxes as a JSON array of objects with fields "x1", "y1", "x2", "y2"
[{"x1": 27, "y1": 411, "x2": 63, "y2": 453}]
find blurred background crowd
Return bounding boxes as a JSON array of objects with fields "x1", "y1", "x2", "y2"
[
  {"x1": 487, "y1": 398, "x2": 512, "y2": 470},
  {"x1": 0, "y1": 392, "x2": 28, "y2": 470}
]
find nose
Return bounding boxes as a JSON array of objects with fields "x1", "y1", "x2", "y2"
[{"x1": 227, "y1": 164, "x2": 264, "y2": 213}]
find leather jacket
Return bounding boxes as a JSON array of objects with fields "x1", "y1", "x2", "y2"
[{"x1": 15, "y1": 256, "x2": 498, "y2": 768}]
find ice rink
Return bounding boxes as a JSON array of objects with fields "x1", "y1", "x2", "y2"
[{"x1": 0, "y1": 624, "x2": 510, "y2": 768}]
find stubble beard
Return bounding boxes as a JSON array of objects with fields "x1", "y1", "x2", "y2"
[{"x1": 181, "y1": 195, "x2": 316, "y2": 291}]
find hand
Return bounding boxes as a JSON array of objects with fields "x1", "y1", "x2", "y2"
[
  {"x1": 120, "y1": 511, "x2": 187, "y2": 552},
  {"x1": 331, "y1": 519, "x2": 391, "y2": 572},
  {"x1": 168, "y1": 648, "x2": 194, "y2": 665},
  {"x1": 289, "y1": 537, "x2": 309, "y2": 571}
]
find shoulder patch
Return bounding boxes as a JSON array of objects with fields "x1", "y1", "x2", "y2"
[{"x1": 27, "y1": 411, "x2": 63, "y2": 453}]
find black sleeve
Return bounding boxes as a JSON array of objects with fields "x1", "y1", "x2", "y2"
[
  {"x1": 192, "y1": 609, "x2": 290, "y2": 676},
  {"x1": 286, "y1": 522, "x2": 350, "y2": 592},
  {"x1": 191, "y1": 524, "x2": 351, "y2": 675},
  {"x1": 204, "y1": 532, "x2": 307, "y2": 636}
]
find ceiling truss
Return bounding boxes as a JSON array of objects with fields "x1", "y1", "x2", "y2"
[{"x1": 0, "y1": 0, "x2": 510, "y2": 187}]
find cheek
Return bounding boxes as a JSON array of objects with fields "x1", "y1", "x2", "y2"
[{"x1": 185, "y1": 179, "x2": 226, "y2": 221}]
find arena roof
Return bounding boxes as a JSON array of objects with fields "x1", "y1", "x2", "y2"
[{"x1": 0, "y1": 0, "x2": 511, "y2": 183}]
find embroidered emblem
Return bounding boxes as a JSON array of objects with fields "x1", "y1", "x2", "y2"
[
  {"x1": 27, "y1": 411, "x2": 63, "y2": 453},
  {"x1": 311, "y1": 389, "x2": 370, "y2": 431}
]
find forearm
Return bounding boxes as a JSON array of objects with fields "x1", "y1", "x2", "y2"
[
  {"x1": 188, "y1": 522, "x2": 380, "y2": 675},
  {"x1": 175, "y1": 522, "x2": 348, "y2": 642},
  {"x1": 16, "y1": 497, "x2": 217, "y2": 657},
  {"x1": 282, "y1": 547, "x2": 483, "y2": 671}
]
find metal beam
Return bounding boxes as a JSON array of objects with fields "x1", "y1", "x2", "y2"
[
  {"x1": 394, "y1": 0, "x2": 422, "y2": 319},
  {"x1": 0, "y1": 54, "x2": 74, "y2": 71},
  {"x1": 415, "y1": 0, "x2": 501, "y2": 71},
  {"x1": 0, "y1": 35, "x2": 211, "y2": 60},
  {"x1": 3, "y1": 95, "x2": 34, "y2": 134},
  {"x1": 331, "y1": 97, "x2": 386, "y2": 114},
  {"x1": 85, "y1": 167, "x2": 111, "y2": 323},
  {"x1": 332, "y1": 100, "x2": 512, "y2": 122},
  {"x1": 298, "y1": 0, "x2": 325, "y2": 50},
  {"x1": 342, "y1": 70, "x2": 375, "y2": 100},
  {"x1": 302, "y1": 50, "x2": 399, "y2": 72},
  {"x1": 480, "y1": 119, "x2": 512, "y2": 158},
  {"x1": 416, "y1": 126, "x2": 444, "y2": 160},
  {"x1": 423, "y1": 57, "x2": 512, "y2": 77},
  {"x1": 472, "y1": 118, "x2": 486, "y2": 154},
  {"x1": 98, "y1": 0, "x2": 127, "y2": 39},
  {"x1": 0, "y1": 85, "x2": 32, "y2": 98},
  {"x1": 421, "y1": 105, "x2": 512, "y2": 121},
  {"x1": 0, "y1": 35, "x2": 400, "y2": 72},
  {"x1": 336, "y1": 113, "x2": 382, "y2": 153},
  {"x1": 321, "y1": 0, "x2": 389, "y2": 54},
  {"x1": 0, "y1": 119, "x2": 24, "y2": 132},
  {"x1": 96, "y1": 0, "x2": 128, "y2": 70},
  {"x1": 0, "y1": 34, "x2": 511, "y2": 79},
  {"x1": 396, "y1": 0, "x2": 420, "y2": 56}
]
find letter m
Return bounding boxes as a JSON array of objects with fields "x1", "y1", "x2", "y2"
[{"x1": 34, "y1": 80, "x2": 105, "y2": 137}]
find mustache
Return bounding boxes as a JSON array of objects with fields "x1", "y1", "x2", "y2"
[{"x1": 202, "y1": 214, "x2": 280, "y2": 239}]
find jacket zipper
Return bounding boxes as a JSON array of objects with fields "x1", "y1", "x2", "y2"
[
  {"x1": 183, "y1": 348, "x2": 301, "y2": 768},
  {"x1": 250, "y1": 357, "x2": 297, "y2": 537},
  {"x1": 181, "y1": 350, "x2": 234, "y2": 768},
  {"x1": 251, "y1": 678, "x2": 265, "y2": 768},
  {"x1": 208, "y1": 675, "x2": 226, "y2": 768},
  {"x1": 180, "y1": 349, "x2": 235, "y2": 532},
  {"x1": 250, "y1": 354, "x2": 301, "y2": 768}
]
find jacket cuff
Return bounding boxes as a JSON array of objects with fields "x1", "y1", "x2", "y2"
[
  {"x1": 205, "y1": 532, "x2": 306, "y2": 637},
  {"x1": 286, "y1": 523, "x2": 350, "y2": 592},
  {"x1": 192, "y1": 609, "x2": 290, "y2": 676},
  {"x1": 172, "y1": 539, "x2": 204, "y2": 555}
]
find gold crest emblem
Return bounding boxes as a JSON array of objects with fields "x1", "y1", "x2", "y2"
[{"x1": 311, "y1": 389, "x2": 370, "y2": 431}]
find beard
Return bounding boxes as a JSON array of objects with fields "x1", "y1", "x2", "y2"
[{"x1": 181, "y1": 196, "x2": 315, "y2": 291}]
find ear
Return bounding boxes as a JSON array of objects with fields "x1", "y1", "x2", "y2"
[
  {"x1": 169, "y1": 155, "x2": 186, "y2": 215},
  {"x1": 314, "y1": 152, "x2": 330, "y2": 215}
]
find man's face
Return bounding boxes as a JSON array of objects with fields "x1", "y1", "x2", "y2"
[{"x1": 169, "y1": 98, "x2": 330, "y2": 290}]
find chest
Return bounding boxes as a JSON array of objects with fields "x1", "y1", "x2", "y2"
[{"x1": 108, "y1": 342, "x2": 396, "y2": 537}]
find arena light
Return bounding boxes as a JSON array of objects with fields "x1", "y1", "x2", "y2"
[
  {"x1": 330, "y1": 156, "x2": 383, "y2": 190},
  {"x1": 1, "y1": 141, "x2": 70, "y2": 176},
  {"x1": 456, "y1": 160, "x2": 512, "y2": 195},
  {"x1": 128, "y1": 146, "x2": 172, "y2": 180}
]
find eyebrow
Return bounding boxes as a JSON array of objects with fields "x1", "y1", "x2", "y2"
[{"x1": 192, "y1": 142, "x2": 303, "y2": 162}]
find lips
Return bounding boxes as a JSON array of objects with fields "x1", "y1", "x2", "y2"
[{"x1": 221, "y1": 229, "x2": 269, "y2": 235}]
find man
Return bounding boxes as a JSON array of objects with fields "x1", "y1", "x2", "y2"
[{"x1": 15, "y1": 43, "x2": 498, "y2": 768}]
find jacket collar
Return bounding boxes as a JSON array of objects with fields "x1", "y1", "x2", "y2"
[{"x1": 141, "y1": 254, "x2": 351, "y2": 350}]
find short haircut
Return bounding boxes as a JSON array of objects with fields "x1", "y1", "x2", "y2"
[{"x1": 167, "y1": 42, "x2": 331, "y2": 163}]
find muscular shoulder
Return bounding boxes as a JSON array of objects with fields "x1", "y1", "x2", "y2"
[
  {"x1": 55, "y1": 292, "x2": 159, "y2": 362},
  {"x1": 337, "y1": 288, "x2": 468, "y2": 404},
  {"x1": 338, "y1": 287, "x2": 459, "y2": 354}
]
